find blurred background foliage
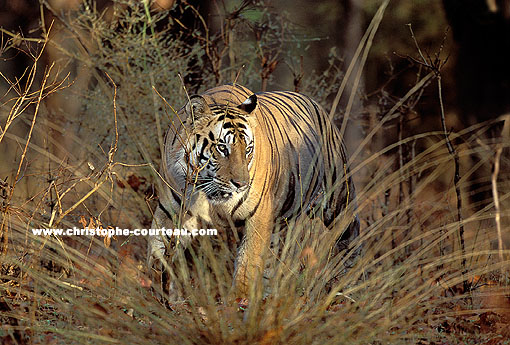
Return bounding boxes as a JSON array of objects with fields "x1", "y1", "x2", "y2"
[{"x1": 1, "y1": 0, "x2": 508, "y2": 134}]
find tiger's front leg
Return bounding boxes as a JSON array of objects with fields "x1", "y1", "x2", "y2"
[
  {"x1": 231, "y1": 202, "x2": 273, "y2": 298},
  {"x1": 147, "y1": 198, "x2": 210, "y2": 302}
]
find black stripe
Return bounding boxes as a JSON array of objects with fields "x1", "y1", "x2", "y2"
[
  {"x1": 273, "y1": 92, "x2": 309, "y2": 118},
  {"x1": 259, "y1": 96, "x2": 312, "y2": 149},
  {"x1": 244, "y1": 176, "x2": 269, "y2": 220},
  {"x1": 158, "y1": 199, "x2": 173, "y2": 220},
  {"x1": 310, "y1": 100, "x2": 325, "y2": 137},
  {"x1": 170, "y1": 188, "x2": 182, "y2": 206},
  {"x1": 234, "y1": 219, "x2": 246, "y2": 228},
  {"x1": 217, "y1": 212, "x2": 227, "y2": 223},
  {"x1": 232, "y1": 189, "x2": 250, "y2": 215},
  {"x1": 199, "y1": 138, "x2": 209, "y2": 161},
  {"x1": 278, "y1": 172, "x2": 296, "y2": 218},
  {"x1": 307, "y1": 166, "x2": 322, "y2": 204}
]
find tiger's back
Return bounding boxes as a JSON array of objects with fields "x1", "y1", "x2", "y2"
[{"x1": 201, "y1": 85, "x2": 358, "y2": 232}]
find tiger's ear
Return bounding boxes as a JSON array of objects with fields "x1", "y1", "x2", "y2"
[
  {"x1": 185, "y1": 95, "x2": 211, "y2": 121},
  {"x1": 238, "y1": 94, "x2": 257, "y2": 114}
]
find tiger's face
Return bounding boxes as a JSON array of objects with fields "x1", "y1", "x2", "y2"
[{"x1": 177, "y1": 94, "x2": 257, "y2": 204}]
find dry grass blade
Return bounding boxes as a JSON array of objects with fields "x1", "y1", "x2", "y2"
[
  {"x1": 491, "y1": 115, "x2": 509, "y2": 271},
  {"x1": 329, "y1": 0, "x2": 389, "y2": 124}
]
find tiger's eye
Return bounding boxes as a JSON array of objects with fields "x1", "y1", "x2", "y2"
[{"x1": 216, "y1": 144, "x2": 228, "y2": 155}]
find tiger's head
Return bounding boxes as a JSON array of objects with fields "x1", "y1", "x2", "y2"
[{"x1": 175, "y1": 94, "x2": 258, "y2": 204}]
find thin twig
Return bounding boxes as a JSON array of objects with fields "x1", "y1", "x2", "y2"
[
  {"x1": 437, "y1": 74, "x2": 467, "y2": 286},
  {"x1": 404, "y1": 24, "x2": 467, "y2": 288}
]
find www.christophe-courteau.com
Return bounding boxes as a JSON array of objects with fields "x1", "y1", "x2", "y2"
[{"x1": 31, "y1": 227, "x2": 218, "y2": 237}]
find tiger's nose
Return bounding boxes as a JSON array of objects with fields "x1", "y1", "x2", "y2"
[{"x1": 230, "y1": 178, "x2": 248, "y2": 189}]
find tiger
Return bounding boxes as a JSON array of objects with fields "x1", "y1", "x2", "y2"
[{"x1": 148, "y1": 83, "x2": 359, "y2": 298}]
